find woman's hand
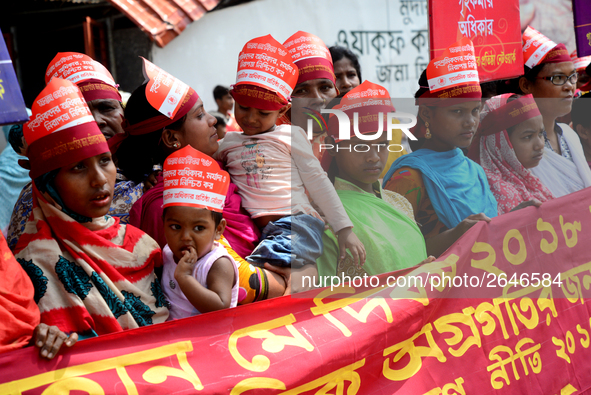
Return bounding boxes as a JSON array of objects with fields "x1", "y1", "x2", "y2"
[
  {"x1": 34, "y1": 323, "x2": 78, "y2": 359},
  {"x1": 143, "y1": 170, "x2": 161, "y2": 192},
  {"x1": 455, "y1": 213, "x2": 491, "y2": 236},
  {"x1": 264, "y1": 263, "x2": 291, "y2": 296},
  {"x1": 426, "y1": 214, "x2": 491, "y2": 258},
  {"x1": 336, "y1": 227, "x2": 366, "y2": 268},
  {"x1": 418, "y1": 255, "x2": 436, "y2": 266},
  {"x1": 510, "y1": 199, "x2": 542, "y2": 212}
]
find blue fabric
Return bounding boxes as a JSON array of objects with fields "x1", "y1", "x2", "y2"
[
  {"x1": 247, "y1": 214, "x2": 325, "y2": 268},
  {"x1": 0, "y1": 145, "x2": 30, "y2": 233},
  {"x1": 0, "y1": 109, "x2": 31, "y2": 233},
  {"x1": 1, "y1": 123, "x2": 11, "y2": 141},
  {"x1": 383, "y1": 148, "x2": 498, "y2": 229}
]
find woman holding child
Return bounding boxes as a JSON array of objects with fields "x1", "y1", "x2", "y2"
[
  {"x1": 14, "y1": 78, "x2": 168, "y2": 339},
  {"x1": 114, "y1": 59, "x2": 287, "y2": 302}
]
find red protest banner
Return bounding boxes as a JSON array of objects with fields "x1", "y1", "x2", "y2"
[
  {"x1": 428, "y1": 0, "x2": 523, "y2": 82},
  {"x1": 1, "y1": 188, "x2": 591, "y2": 394}
]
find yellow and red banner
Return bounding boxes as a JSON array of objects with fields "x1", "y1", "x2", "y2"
[{"x1": 2, "y1": 188, "x2": 591, "y2": 394}]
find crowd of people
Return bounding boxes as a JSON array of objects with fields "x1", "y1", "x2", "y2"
[{"x1": 1, "y1": 24, "x2": 590, "y2": 364}]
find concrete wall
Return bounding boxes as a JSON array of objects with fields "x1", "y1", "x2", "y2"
[
  {"x1": 152, "y1": 0, "x2": 428, "y2": 112},
  {"x1": 152, "y1": 0, "x2": 576, "y2": 113}
]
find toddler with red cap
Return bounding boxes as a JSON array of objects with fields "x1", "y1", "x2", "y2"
[
  {"x1": 216, "y1": 35, "x2": 366, "y2": 270},
  {"x1": 161, "y1": 146, "x2": 240, "y2": 318}
]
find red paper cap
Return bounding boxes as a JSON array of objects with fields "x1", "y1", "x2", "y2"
[
  {"x1": 77, "y1": 79, "x2": 122, "y2": 102},
  {"x1": 45, "y1": 52, "x2": 121, "y2": 102},
  {"x1": 283, "y1": 31, "x2": 335, "y2": 84},
  {"x1": 543, "y1": 43, "x2": 571, "y2": 64},
  {"x1": 231, "y1": 84, "x2": 288, "y2": 111},
  {"x1": 45, "y1": 52, "x2": 116, "y2": 87},
  {"x1": 163, "y1": 146, "x2": 230, "y2": 212},
  {"x1": 25, "y1": 79, "x2": 97, "y2": 145},
  {"x1": 571, "y1": 50, "x2": 578, "y2": 60},
  {"x1": 478, "y1": 94, "x2": 541, "y2": 136},
  {"x1": 234, "y1": 35, "x2": 298, "y2": 103},
  {"x1": 580, "y1": 80, "x2": 591, "y2": 92},
  {"x1": 573, "y1": 56, "x2": 591, "y2": 71},
  {"x1": 322, "y1": 81, "x2": 395, "y2": 171},
  {"x1": 417, "y1": 38, "x2": 482, "y2": 106},
  {"x1": 23, "y1": 79, "x2": 106, "y2": 178},
  {"x1": 327, "y1": 81, "x2": 395, "y2": 142},
  {"x1": 522, "y1": 26, "x2": 570, "y2": 68},
  {"x1": 141, "y1": 57, "x2": 197, "y2": 119}
]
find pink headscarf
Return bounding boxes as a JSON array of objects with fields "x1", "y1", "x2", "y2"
[{"x1": 468, "y1": 94, "x2": 554, "y2": 214}]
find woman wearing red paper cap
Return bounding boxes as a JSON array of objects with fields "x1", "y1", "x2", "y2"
[
  {"x1": 325, "y1": 41, "x2": 408, "y2": 174},
  {"x1": 7, "y1": 53, "x2": 143, "y2": 250},
  {"x1": 115, "y1": 59, "x2": 287, "y2": 303},
  {"x1": 571, "y1": 52, "x2": 591, "y2": 93},
  {"x1": 13, "y1": 78, "x2": 168, "y2": 339},
  {"x1": 514, "y1": 27, "x2": 591, "y2": 197},
  {"x1": 317, "y1": 81, "x2": 432, "y2": 278},
  {"x1": 468, "y1": 94, "x2": 553, "y2": 214},
  {"x1": 383, "y1": 39, "x2": 498, "y2": 258},
  {"x1": 283, "y1": 32, "x2": 340, "y2": 162}
]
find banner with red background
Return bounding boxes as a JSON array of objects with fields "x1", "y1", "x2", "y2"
[
  {"x1": 428, "y1": 0, "x2": 523, "y2": 82},
  {"x1": 1, "y1": 187, "x2": 591, "y2": 394}
]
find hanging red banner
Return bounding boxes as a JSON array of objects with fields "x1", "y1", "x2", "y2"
[{"x1": 428, "y1": 0, "x2": 524, "y2": 82}]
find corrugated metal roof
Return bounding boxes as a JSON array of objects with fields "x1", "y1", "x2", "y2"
[
  {"x1": 44, "y1": 0, "x2": 106, "y2": 3},
  {"x1": 108, "y1": 0, "x2": 220, "y2": 47}
]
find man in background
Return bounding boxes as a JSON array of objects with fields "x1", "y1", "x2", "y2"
[{"x1": 210, "y1": 85, "x2": 242, "y2": 132}]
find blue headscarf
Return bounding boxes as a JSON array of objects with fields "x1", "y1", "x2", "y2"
[{"x1": 383, "y1": 148, "x2": 498, "y2": 229}]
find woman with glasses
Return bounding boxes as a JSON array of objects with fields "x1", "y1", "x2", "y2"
[{"x1": 514, "y1": 27, "x2": 591, "y2": 197}]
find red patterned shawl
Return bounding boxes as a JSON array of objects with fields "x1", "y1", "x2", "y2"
[{"x1": 13, "y1": 185, "x2": 168, "y2": 336}]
